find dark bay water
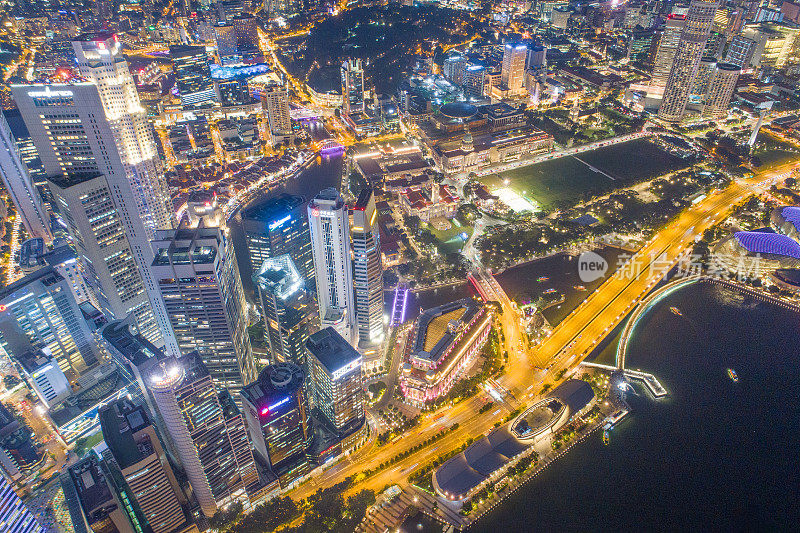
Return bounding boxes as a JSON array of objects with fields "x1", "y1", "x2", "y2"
[
  {"x1": 494, "y1": 247, "x2": 626, "y2": 326},
  {"x1": 471, "y1": 282, "x2": 800, "y2": 532}
]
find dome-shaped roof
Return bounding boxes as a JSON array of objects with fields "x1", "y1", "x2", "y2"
[
  {"x1": 439, "y1": 101, "x2": 478, "y2": 120},
  {"x1": 734, "y1": 231, "x2": 800, "y2": 259}
]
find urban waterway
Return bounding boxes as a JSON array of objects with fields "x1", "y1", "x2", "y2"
[
  {"x1": 230, "y1": 153, "x2": 344, "y2": 296},
  {"x1": 470, "y1": 281, "x2": 800, "y2": 531}
]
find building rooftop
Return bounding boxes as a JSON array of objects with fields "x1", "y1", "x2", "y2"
[
  {"x1": 99, "y1": 400, "x2": 154, "y2": 470},
  {"x1": 254, "y1": 254, "x2": 303, "y2": 300},
  {"x1": 354, "y1": 187, "x2": 373, "y2": 211},
  {"x1": 306, "y1": 328, "x2": 361, "y2": 375},
  {"x1": 241, "y1": 193, "x2": 305, "y2": 224},
  {"x1": 0, "y1": 265, "x2": 63, "y2": 302},
  {"x1": 241, "y1": 361, "x2": 305, "y2": 410},
  {"x1": 549, "y1": 379, "x2": 595, "y2": 414},
  {"x1": 101, "y1": 320, "x2": 165, "y2": 368},
  {"x1": 734, "y1": 230, "x2": 800, "y2": 259},
  {"x1": 69, "y1": 456, "x2": 114, "y2": 519},
  {"x1": 433, "y1": 426, "x2": 526, "y2": 499},
  {"x1": 409, "y1": 298, "x2": 483, "y2": 364}
]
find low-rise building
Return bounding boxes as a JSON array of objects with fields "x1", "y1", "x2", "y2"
[
  {"x1": 400, "y1": 298, "x2": 492, "y2": 405},
  {"x1": 432, "y1": 127, "x2": 553, "y2": 176},
  {"x1": 399, "y1": 183, "x2": 460, "y2": 222}
]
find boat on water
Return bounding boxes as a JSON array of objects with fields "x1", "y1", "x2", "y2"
[
  {"x1": 543, "y1": 288, "x2": 557, "y2": 295},
  {"x1": 603, "y1": 429, "x2": 610, "y2": 445},
  {"x1": 727, "y1": 368, "x2": 739, "y2": 382},
  {"x1": 537, "y1": 276, "x2": 549, "y2": 282},
  {"x1": 670, "y1": 306, "x2": 682, "y2": 316},
  {"x1": 574, "y1": 285, "x2": 587, "y2": 291}
]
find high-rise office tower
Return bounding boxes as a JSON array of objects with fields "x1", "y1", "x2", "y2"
[
  {"x1": 702, "y1": 62, "x2": 741, "y2": 117},
  {"x1": 99, "y1": 399, "x2": 190, "y2": 533},
  {"x1": 147, "y1": 353, "x2": 259, "y2": 517},
  {"x1": 650, "y1": 14, "x2": 687, "y2": 94},
  {"x1": 306, "y1": 328, "x2": 364, "y2": 434},
  {"x1": 100, "y1": 317, "x2": 172, "y2": 439},
  {"x1": 693, "y1": 56, "x2": 718, "y2": 96},
  {"x1": 307, "y1": 189, "x2": 356, "y2": 346},
  {"x1": 170, "y1": 45, "x2": 216, "y2": 108},
  {"x1": 12, "y1": 36, "x2": 176, "y2": 350},
  {"x1": 254, "y1": 255, "x2": 318, "y2": 366},
  {"x1": 71, "y1": 33, "x2": 173, "y2": 235},
  {"x1": 2, "y1": 109, "x2": 51, "y2": 212},
  {"x1": 341, "y1": 59, "x2": 365, "y2": 115},
  {"x1": 501, "y1": 43, "x2": 527, "y2": 95},
  {"x1": 214, "y1": 23, "x2": 240, "y2": 65},
  {"x1": 233, "y1": 14, "x2": 260, "y2": 62},
  {"x1": 351, "y1": 188, "x2": 384, "y2": 349},
  {"x1": 659, "y1": 0, "x2": 720, "y2": 122},
  {"x1": 725, "y1": 22, "x2": 800, "y2": 70},
  {"x1": 0, "y1": 266, "x2": 101, "y2": 376},
  {"x1": 526, "y1": 44, "x2": 547, "y2": 78},
  {"x1": 261, "y1": 82, "x2": 294, "y2": 146},
  {"x1": 0, "y1": 472, "x2": 44, "y2": 533},
  {"x1": 463, "y1": 64, "x2": 489, "y2": 98},
  {"x1": 150, "y1": 225, "x2": 257, "y2": 400},
  {"x1": 239, "y1": 194, "x2": 314, "y2": 286},
  {"x1": 0, "y1": 112, "x2": 51, "y2": 242},
  {"x1": 64, "y1": 455, "x2": 138, "y2": 533},
  {"x1": 240, "y1": 361, "x2": 312, "y2": 487},
  {"x1": 41, "y1": 166, "x2": 162, "y2": 346},
  {"x1": 443, "y1": 55, "x2": 468, "y2": 85}
]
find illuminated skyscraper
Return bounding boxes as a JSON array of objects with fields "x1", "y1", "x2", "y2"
[
  {"x1": 11, "y1": 32, "x2": 177, "y2": 350},
  {"x1": 501, "y1": 43, "x2": 527, "y2": 95},
  {"x1": 64, "y1": 456, "x2": 138, "y2": 533},
  {"x1": 147, "y1": 353, "x2": 259, "y2": 517},
  {"x1": 71, "y1": 33, "x2": 174, "y2": 235},
  {"x1": 254, "y1": 255, "x2": 317, "y2": 367},
  {"x1": 0, "y1": 112, "x2": 51, "y2": 241},
  {"x1": 341, "y1": 59, "x2": 365, "y2": 115},
  {"x1": 306, "y1": 328, "x2": 364, "y2": 435},
  {"x1": 307, "y1": 189, "x2": 356, "y2": 346},
  {"x1": 233, "y1": 14, "x2": 261, "y2": 62},
  {"x1": 659, "y1": 0, "x2": 720, "y2": 122},
  {"x1": 261, "y1": 82, "x2": 294, "y2": 146},
  {"x1": 150, "y1": 225, "x2": 257, "y2": 400},
  {"x1": 240, "y1": 362, "x2": 312, "y2": 487},
  {"x1": 171, "y1": 45, "x2": 216, "y2": 108},
  {"x1": 99, "y1": 399, "x2": 190, "y2": 533},
  {"x1": 351, "y1": 188, "x2": 384, "y2": 349},
  {"x1": 0, "y1": 266, "x2": 100, "y2": 376},
  {"x1": 214, "y1": 23, "x2": 240, "y2": 65},
  {"x1": 650, "y1": 14, "x2": 687, "y2": 94},
  {"x1": 703, "y1": 62, "x2": 741, "y2": 117},
  {"x1": 0, "y1": 471, "x2": 44, "y2": 533},
  {"x1": 240, "y1": 194, "x2": 314, "y2": 286}
]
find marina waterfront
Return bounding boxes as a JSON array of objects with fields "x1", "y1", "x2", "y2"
[{"x1": 469, "y1": 282, "x2": 800, "y2": 531}]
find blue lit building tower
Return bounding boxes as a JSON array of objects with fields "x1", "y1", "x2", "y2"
[
  {"x1": 240, "y1": 361, "x2": 312, "y2": 488},
  {"x1": 0, "y1": 472, "x2": 44, "y2": 533},
  {"x1": 239, "y1": 194, "x2": 315, "y2": 286}
]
